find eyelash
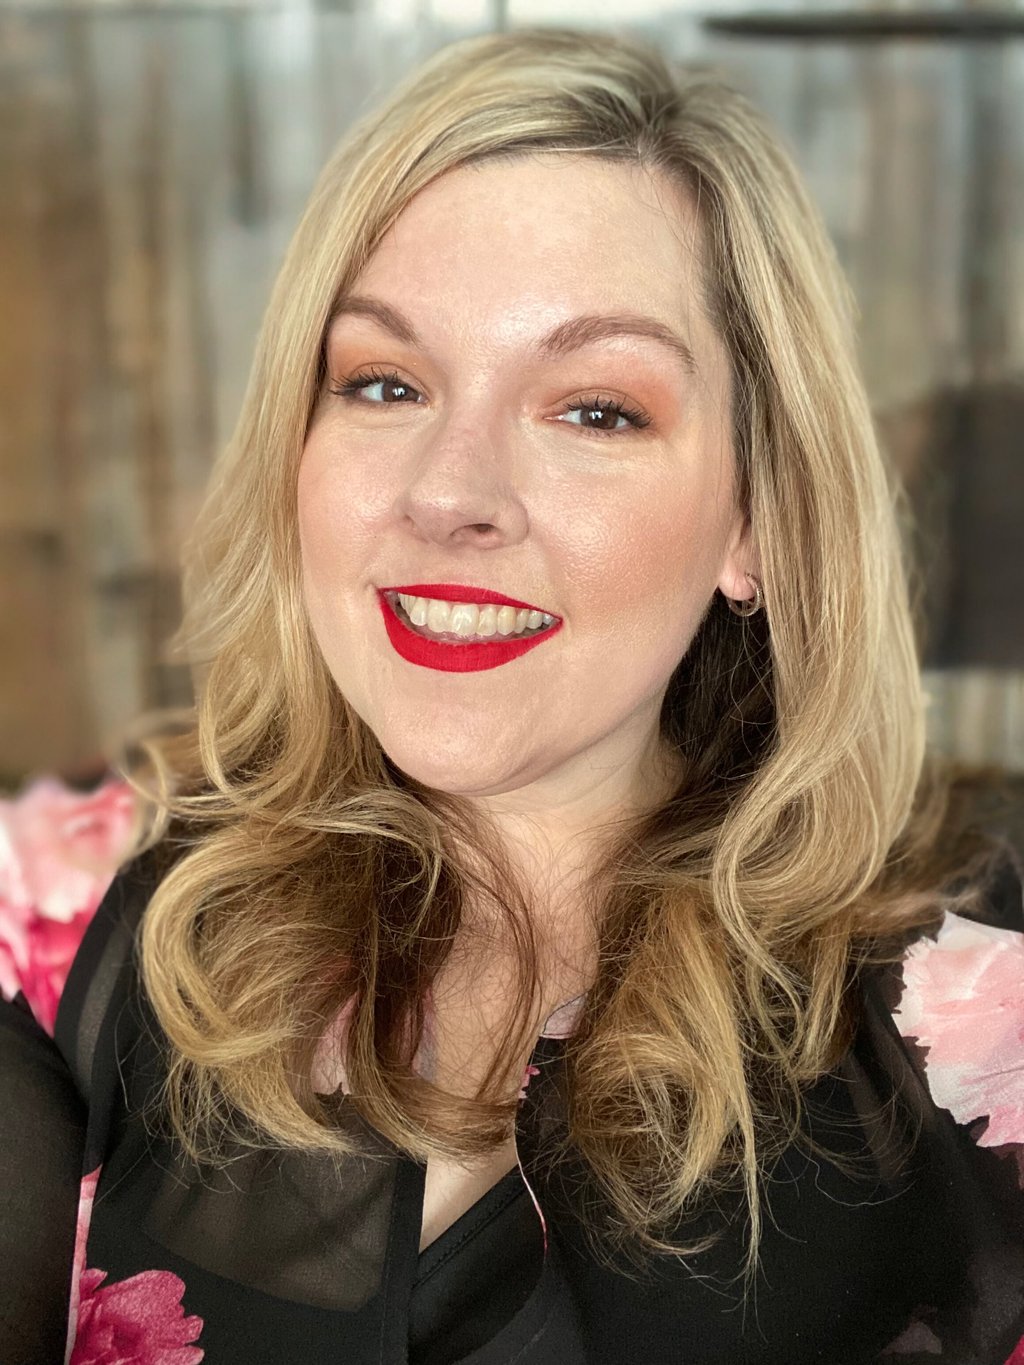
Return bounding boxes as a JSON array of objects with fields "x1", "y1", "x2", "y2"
[{"x1": 328, "y1": 367, "x2": 652, "y2": 437}]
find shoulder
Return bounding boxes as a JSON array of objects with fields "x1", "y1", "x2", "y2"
[{"x1": 51, "y1": 837, "x2": 181, "y2": 1105}]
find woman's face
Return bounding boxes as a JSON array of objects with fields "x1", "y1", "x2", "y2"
[{"x1": 298, "y1": 154, "x2": 756, "y2": 821}]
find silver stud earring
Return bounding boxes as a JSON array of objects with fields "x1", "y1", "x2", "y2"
[{"x1": 725, "y1": 574, "x2": 763, "y2": 618}]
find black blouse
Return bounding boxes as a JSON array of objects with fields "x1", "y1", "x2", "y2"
[{"x1": 3, "y1": 845, "x2": 1024, "y2": 1364}]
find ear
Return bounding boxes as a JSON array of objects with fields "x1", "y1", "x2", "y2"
[{"x1": 716, "y1": 509, "x2": 761, "y2": 604}]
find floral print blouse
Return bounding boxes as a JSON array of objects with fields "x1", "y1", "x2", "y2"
[{"x1": 2, "y1": 775, "x2": 1024, "y2": 1364}]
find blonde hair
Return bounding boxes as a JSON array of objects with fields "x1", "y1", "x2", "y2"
[{"x1": 115, "y1": 27, "x2": 1005, "y2": 1287}]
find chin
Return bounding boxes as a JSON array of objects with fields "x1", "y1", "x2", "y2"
[{"x1": 376, "y1": 736, "x2": 536, "y2": 799}]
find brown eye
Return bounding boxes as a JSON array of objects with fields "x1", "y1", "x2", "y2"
[
  {"x1": 329, "y1": 369, "x2": 423, "y2": 404},
  {"x1": 580, "y1": 405, "x2": 624, "y2": 431},
  {"x1": 558, "y1": 395, "x2": 650, "y2": 436}
]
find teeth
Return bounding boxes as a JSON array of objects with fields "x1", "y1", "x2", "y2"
[
  {"x1": 451, "y1": 602, "x2": 489, "y2": 636},
  {"x1": 395, "y1": 593, "x2": 555, "y2": 640},
  {"x1": 427, "y1": 599, "x2": 452, "y2": 634}
]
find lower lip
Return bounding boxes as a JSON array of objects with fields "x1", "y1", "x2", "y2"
[{"x1": 377, "y1": 591, "x2": 561, "y2": 673}]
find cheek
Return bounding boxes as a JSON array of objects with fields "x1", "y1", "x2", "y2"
[
  {"x1": 296, "y1": 442, "x2": 365, "y2": 574},
  {"x1": 297, "y1": 431, "x2": 397, "y2": 553},
  {"x1": 295, "y1": 449, "x2": 356, "y2": 645},
  {"x1": 296, "y1": 444, "x2": 330, "y2": 554},
  {"x1": 574, "y1": 485, "x2": 722, "y2": 639}
]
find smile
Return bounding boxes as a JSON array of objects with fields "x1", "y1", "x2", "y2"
[
  {"x1": 392, "y1": 591, "x2": 555, "y2": 642},
  {"x1": 377, "y1": 590, "x2": 562, "y2": 673}
]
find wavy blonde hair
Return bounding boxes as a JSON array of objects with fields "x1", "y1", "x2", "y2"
[{"x1": 114, "y1": 26, "x2": 1006, "y2": 1285}]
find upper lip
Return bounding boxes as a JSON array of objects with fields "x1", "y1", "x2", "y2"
[{"x1": 381, "y1": 583, "x2": 557, "y2": 616}]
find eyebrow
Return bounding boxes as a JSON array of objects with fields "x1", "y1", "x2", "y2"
[{"x1": 328, "y1": 293, "x2": 699, "y2": 377}]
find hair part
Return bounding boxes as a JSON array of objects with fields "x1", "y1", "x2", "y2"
[{"x1": 113, "y1": 26, "x2": 1009, "y2": 1289}]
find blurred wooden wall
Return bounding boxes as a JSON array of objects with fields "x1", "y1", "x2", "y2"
[
  {"x1": 2, "y1": 0, "x2": 1022, "y2": 788},
  {"x1": 0, "y1": 0, "x2": 479, "y2": 785}
]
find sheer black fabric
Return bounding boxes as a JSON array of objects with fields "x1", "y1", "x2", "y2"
[
  {"x1": 0, "y1": 993, "x2": 86, "y2": 1365},
  {"x1": 410, "y1": 1172, "x2": 541, "y2": 1364},
  {"x1": 2, "y1": 843, "x2": 1023, "y2": 1363}
]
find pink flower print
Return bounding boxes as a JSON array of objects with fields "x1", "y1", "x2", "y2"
[
  {"x1": 1006, "y1": 1336, "x2": 1024, "y2": 1365},
  {"x1": 66, "y1": 1168, "x2": 204, "y2": 1365},
  {"x1": 66, "y1": 1167, "x2": 101, "y2": 1358},
  {"x1": 2, "y1": 907, "x2": 96, "y2": 1035},
  {"x1": 66, "y1": 1173, "x2": 204, "y2": 1365},
  {"x1": 893, "y1": 911, "x2": 1024, "y2": 1149},
  {"x1": 0, "y1": 776, "x2": 137, "y2": 1033},
  {"x1": 519, "y1": 1064, "x2": 541, "y2": 1101},
  {"x1": 69, "y1": 1267, "x2": 204, "y2": 1364},
  {"x1": 0, "y1": 775, "x2": 138, "y2": 919}
]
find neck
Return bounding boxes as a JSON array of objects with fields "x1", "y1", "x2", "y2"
[{"x1": 451, "y1": 741, "x2": 686, "y2": 1014}]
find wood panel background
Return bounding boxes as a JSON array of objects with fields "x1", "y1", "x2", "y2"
[{"x1": 1, "y1": 0, "x2": 1022, "y2": 789}]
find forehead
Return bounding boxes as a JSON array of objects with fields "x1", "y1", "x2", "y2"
[{"x1": 344, "y1": 154, "x2": 713, "y2": 338}]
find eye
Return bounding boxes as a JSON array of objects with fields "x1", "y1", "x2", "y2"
[
  {"x1": 557, "y1": 394, "x2": 651, "y2": 437},
  {"x1": 329, "y1": 367, "x2": 423, "y2": 404}
]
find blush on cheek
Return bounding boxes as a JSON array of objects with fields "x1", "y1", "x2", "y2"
[
  {"x1": 295, "y1": 536, "x2": 340, "y2": 651},
  {"x1": 593, "y1": 510, "x2": 721, "y2": 651},
  {"x1": 295, "y1": 457, "x2": 321, "y2": 543},
  {"x1": 296, "y1": 459, "x2": 349, "y2": 567}
]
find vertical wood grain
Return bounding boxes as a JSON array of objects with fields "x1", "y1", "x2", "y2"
[{"x1": 1, "y1": 0, "x2": 1022, "y2": 785}]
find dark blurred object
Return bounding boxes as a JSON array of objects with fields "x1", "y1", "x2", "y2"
[
  {"x1": 703, "y1": 10, "x2": 1024, "y2": 42},
  {"x1": 942, "y1": 761, "x2": 1024, "y2": 872},
  {"x1": 879, "y1": 381, "x2": 1024, "y2": 668},
  {"x1": 707, "y1": 6, "x2": 1024, "y2": 669}
]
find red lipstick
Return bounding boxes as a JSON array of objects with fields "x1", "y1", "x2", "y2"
[{"x1": 376, "y1": 587, "x2": 561, "y2": 674}]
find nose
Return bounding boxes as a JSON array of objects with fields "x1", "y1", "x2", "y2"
[{"x1": 393, "y1": 418, "x2": 529, "y2": 549}]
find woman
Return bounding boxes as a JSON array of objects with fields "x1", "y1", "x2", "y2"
[{"x1": 3, "y1": 25, "x2": 1023, "y2": 1365}]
